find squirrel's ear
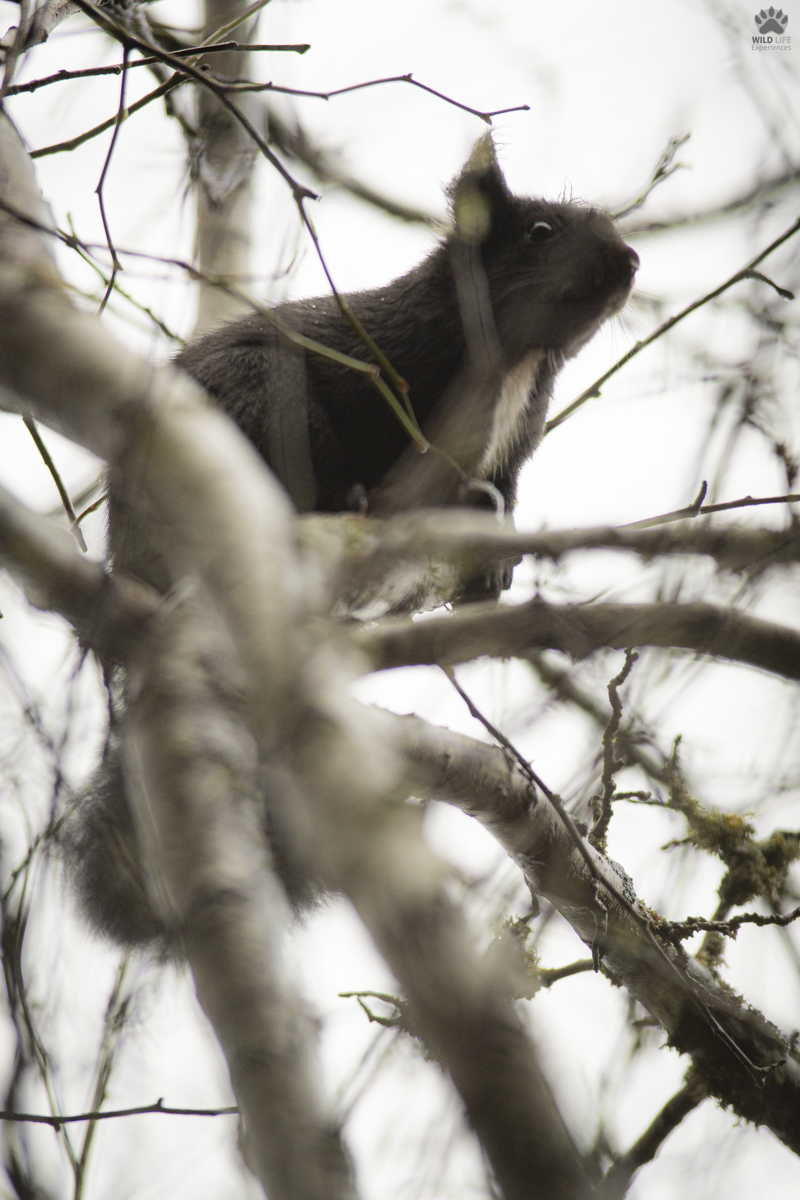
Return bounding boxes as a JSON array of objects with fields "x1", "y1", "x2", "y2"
[{"x1": 448, "y1": 134, "x2": 513, "y2": 243}]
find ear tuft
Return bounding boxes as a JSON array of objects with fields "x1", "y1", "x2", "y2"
[{"x1": 448, "y1": 135, "x2": 514, "y2": 244}]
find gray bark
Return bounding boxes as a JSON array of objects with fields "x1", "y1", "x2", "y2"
[{"x1": 0, "y1": 108, "x2": 591, "y2": 1200}]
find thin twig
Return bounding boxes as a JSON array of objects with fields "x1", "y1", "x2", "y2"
[
  {"x1": 660, "y1": 903, "x2": 800, "y2": 943},
  {"x1": 0, "y1": 1100, "x2": 239, "y2": 1126},
  {"x1": 75, "y1": 959, "x2": 132, "y2": 1200},
  {"x1": 219, "y1": 71, "x2": 529, "y2": 123},
  {"x1": 589, "y1": 650, "x2": 639, "y2": 854},
  {"x1": 624, "y1": 488, "x2": 800, "y2": 530},
  {"x1": 95, "y1": 46, "x2": 128, "y2": 314},
  {"x1": 537, "y1": 959, "x2": 595, "y2": 988},
  {"x1": 545, "y1": 213, "x2": 800, "y2": 435},
  {"x1": 22, "y1": 416, "x2": 87, "y2": 552},
  {"x1": 612, "y1": 133, "x2": 690, "y2": 220},
  {"x1": 4, "y1": 41, "x2": 309, "y2": 96}
]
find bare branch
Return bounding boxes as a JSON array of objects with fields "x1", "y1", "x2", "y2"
[
  {"x1": 622, "y1": 488, "x2": 800, "y2": 530},
  {"x1": 598, "y1": 1078, "x2": 707, "y2": 1199},
  {"x1": 0, "y1": 112, "x2": 593, "y2": 1200},
  {"x1": 357, "y1": 596, "x2": 800, "y2": 683},
  {"x1": 3, "y1": 40, "x2": 308, "y2": 97},
  {"x1": 224, "y1": 71, "x2": 529, "y2": 124},
  {"x1": 588, "y1": 650, "x2": 638, "y2": 854},
  {"x1": 661, "y1": 904, "x2": 800, "y2": 943},
  {"x1": 527, "y1": 650, "x2": 672, "y2": 788},
  {"x1": 623, "y1": 167, "x2": 800, "y2": 236},
  {"x1": 22, "y1": 415, "x2": 87, "y2": 550},
  {"x1": 388, "y1": 711, "x2": 800, "y2": 1152},
  {"x1": 0, "y1": 480, "x2": 157, "y2": 660},
  {"x1": 0, "y1": 1099, "x2": 238, "y2": 1126},
  {"x1": 545, "y1": 213, "x2": 800, "y2": 435},
  {"x1": 612, "y1": 133, "x2": 690, "y2": 220},
  {"x1": 124, "y1": 590, "x2": 356, "y2": 1200}
]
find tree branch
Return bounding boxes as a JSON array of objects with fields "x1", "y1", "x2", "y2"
[
  {"x1": 357, "y1": 596, "x2": 800, "y2": 683},
  {"x1": 545, "y1": 213, "x2": 800, "y2": 435},
  {"x1": 0, "y1": 479, "x2": 157, "y2": 660},
  {"x1": 125, "y1": 589, "x2": 357, "y2": 1200},
  {"x1": 598, "y1": 1079, "x2": 706, "y2": 1199},
  {"x1": 387, "y1": 711, "x2": 800, "y2": 1153},
  {"x1": 329, "y1": 509, "x2": 800, "y2": 619},
  {"x1": 0, "y1": 108, "x2": 592, "y2": 1200}
]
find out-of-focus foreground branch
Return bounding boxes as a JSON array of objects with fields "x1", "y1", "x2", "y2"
[
  {"x1": 357, "y1": 594, "x2": 800, "y2": 682},
  {"x1": 0, "y1": 108, "x2": 591, "y2": 1200}
]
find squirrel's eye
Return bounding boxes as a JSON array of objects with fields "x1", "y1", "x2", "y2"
[{"x1": 526, "y1": 221, "x2": 554, "y2": 243}]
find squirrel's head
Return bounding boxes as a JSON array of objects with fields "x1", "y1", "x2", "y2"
[{"x1": 448, "y1": 135, "x2": 639, "y2": 362}]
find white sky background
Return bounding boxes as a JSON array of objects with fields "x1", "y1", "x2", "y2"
[{"x1": 1, "y1": 0, "x2": 800, "y2": 1197}]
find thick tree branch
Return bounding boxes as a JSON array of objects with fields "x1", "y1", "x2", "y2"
[
  {"x1": 0, "y1": 480, "x2": 157, "y2": 659},
  {"x1": 0, "y1": 109, "x2": 591, "y2": 1200},
  {"x1": 328, "y1": 508, "x2": 800, "y2": 618},
  {"x1": 357, "y1": 596, "x2": 800, "y2": 683},
  {"x1": 387, "y1": 711, "x2": 800, "y2": 1153},
  {"x1": 125, "y1": 590, "x2": 356, "y2": 1200}
]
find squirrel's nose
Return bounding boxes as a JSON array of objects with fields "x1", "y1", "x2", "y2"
[{"x1": 626, "y1": 245, "x2": 640, "y2": 274}]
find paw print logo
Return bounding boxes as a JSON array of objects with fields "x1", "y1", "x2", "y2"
[{"x1": 755, "y1": 7, "x2": 789, "y2": 34}]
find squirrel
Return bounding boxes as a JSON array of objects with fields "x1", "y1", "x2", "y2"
[{"x1": 64, "y1": 136, "x2": 639, "y2": 947}]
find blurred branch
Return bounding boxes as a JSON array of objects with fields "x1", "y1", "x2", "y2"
[
  {"x1": 0, "y1": 481, "x2": 158, "y2": 660},
  {"x1": 598, "y1": 1077, "x2": 707, "y2": 1199},
  {"x1": 331, "y1": 508, "x2": 800, "y2": 616},
  {"x1": 22, "y1": 415, "x2": 87, "y2": 550},
  {"x1": 192, "y1": 0, "x2": 259, "y2": 333},
  {"x1": 612, "y1": 133, "x2": 690, "y2": 220},
  {"x1": 262, "y1": 104, "x2": 438, "y2": 226},
  {"x1": 545, "y1": 213, "x2": 800, "y2": 434},
  {"x1": 623, "y1": 167, "x2": 800, "y2": 235},
  {"x1": 124, "y1": 590, "x2": 357, "y2": 1200},
  {"x1": 357, "y1": 596, "x2": 800, "y2": 683},
  {"x1": 0, "y1": 109, "x2": 593, "y2": 1200}
]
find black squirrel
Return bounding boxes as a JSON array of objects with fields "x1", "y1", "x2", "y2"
[
  {"x1": 65, "y1": 137, "x2": 638, "y2": 946},
  {"x1": 176, "y1": 134, "x2": 637, "y2": 534}
]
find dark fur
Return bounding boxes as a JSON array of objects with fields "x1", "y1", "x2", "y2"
[
  {"x1": 66, "y1": 140, "x2": 638, "y2": 947},
  {"x1": 175, "y1": 143, "x2": 637, "y2": 525}
]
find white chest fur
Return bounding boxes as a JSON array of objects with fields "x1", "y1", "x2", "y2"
[{"x1": 479, "y1": 348, "x2": 545, "y2": 477}]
